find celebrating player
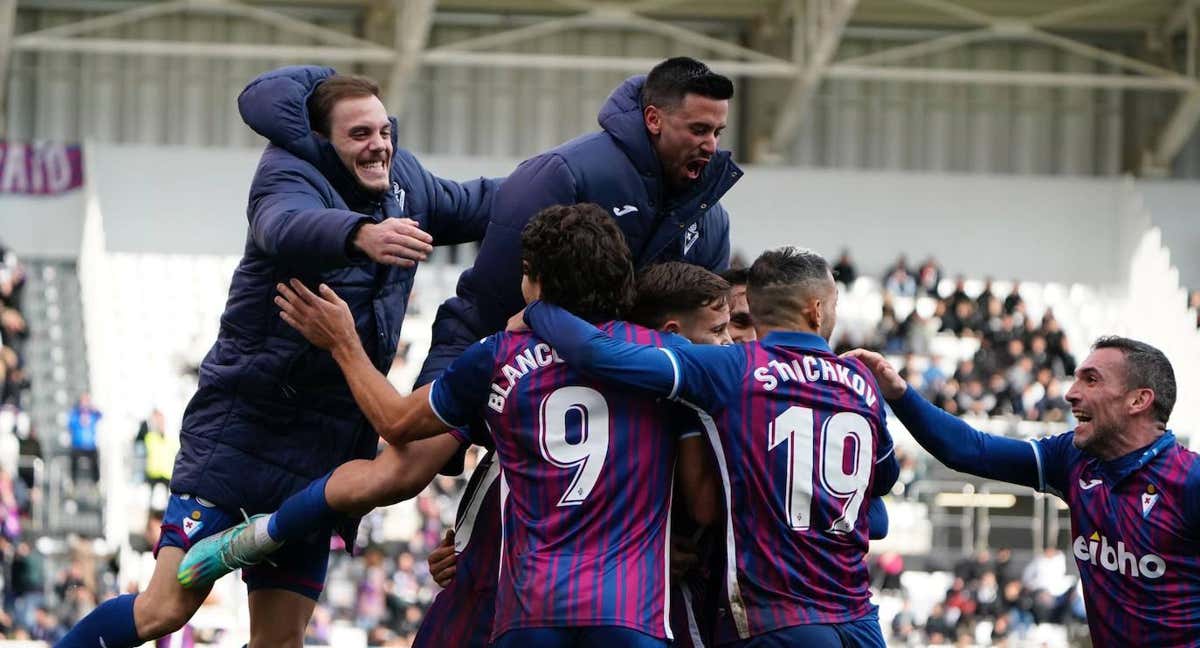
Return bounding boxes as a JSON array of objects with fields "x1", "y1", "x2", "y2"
[
  {"x1": 59, "y1": 66, "x2": 494, "y2": 648},
  {"x1": 847, "y1": 338, "x2": 1200, "y2": 645},
  {"x1": 182, "y1": 205, "x2": 722, "y2": 646},
  {"x1": 520, "y1": 247, "x2": 899, "y2": 646}
]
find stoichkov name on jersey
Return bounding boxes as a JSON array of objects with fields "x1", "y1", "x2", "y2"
[{"x1": 752, "y1": 355, "x2": 878, "y2": 408}]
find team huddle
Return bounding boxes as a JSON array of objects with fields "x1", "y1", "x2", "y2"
[{"x1": 58, "y1": 57, "x2": 1200, "y2": 648}]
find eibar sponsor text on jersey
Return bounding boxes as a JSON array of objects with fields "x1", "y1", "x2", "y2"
[
  {"x1": 1072, "y1": 531, "x2": 1166, "y2": 579},
  {"x1": 752, "y1": 355, "x2": 877, "y2": 407},
  {"x1": 488, "y1": 343, "x2": 566, "y2": 413}
]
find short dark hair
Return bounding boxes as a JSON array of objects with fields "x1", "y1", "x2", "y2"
[
  {"x1": 521, "y1": 204, "x2": 635, "y2": 322},
  {"x1": 720, "y1": 266, "x2": 749, "y2": 287},
  {"x1": 747, "y1": 247, "x2": 833, "y2": 328},
  {"x1": 1091, "y1": 336, "x2": 1177, "y2": 424},
  {"x1": 308, "y1": 74, "x2": 381, "y2": 136},
  {"x1": 628, "y1": 262, "x2": 730, "y2": 329},
  {"x1": 641, "y1": 57, "x2": 734, "y2": 111}
]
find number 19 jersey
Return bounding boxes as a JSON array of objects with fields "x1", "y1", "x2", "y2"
[
  {"x1": 430, "y1": 323, "x2": 685, "y2": 642},
  {"x1": 664, "y1": 331, "x2": 895, "y2": 642}
]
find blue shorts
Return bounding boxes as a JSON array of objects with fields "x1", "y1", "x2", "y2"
[
  {"x1": 494, "y1": 627, "x2": 666, "y2": 648},
  {"x1": 156, "y1": 492, "x2": 330, "y2": 601},
  {"x1": 721, "y1": 610, "x2": 884, "y2": 648}
]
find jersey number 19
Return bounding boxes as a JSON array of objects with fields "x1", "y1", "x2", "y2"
[{"x1": 769, "y1": 406, "x2": 874, "y2": 534}]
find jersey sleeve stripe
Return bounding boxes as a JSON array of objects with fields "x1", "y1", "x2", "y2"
[
  {"x1": 874, "y1": 443, "x2": 896, "y2": 464},
  {"x1": 658, "y1": 347, "x2": 682, "y2": 400},
  {"x1": 427, "y1": 380, "x2": 461, "y2": 429},
  {"x1": 1026, "y1": 438, "x2": 1046, "y2": 493}
]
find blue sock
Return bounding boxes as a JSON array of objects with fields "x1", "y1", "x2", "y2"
[
  {"x1": 57, "y1": 593, "x2": 140, "y2": 647},
  {"x1": 267, "y1": 472, "x2": 336, "y2": 542}
]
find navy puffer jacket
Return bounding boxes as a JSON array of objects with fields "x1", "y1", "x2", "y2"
[
  {"x1": 171, "y1": 65, "x2": 495, "y2": 515},
  {"x1": 428, "y1": 75, "x2": 742, "y2": 361}
]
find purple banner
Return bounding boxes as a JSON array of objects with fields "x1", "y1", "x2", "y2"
[{"x1": 0, "y1": 141, "x2": 84, "y2": 195}]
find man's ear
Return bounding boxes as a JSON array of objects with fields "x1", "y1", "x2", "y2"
[
  {"x1": 661, "y1": 319, "x2": 682, "y2": 335},
  {"x1": 644, "y1": 105, "x2": 663, "y2": 136},
  {"x1": 1127, "y1": 387, "x2": 1157, "y2": 419},
  {"x1": 805, "y1": 297, "x2": 823, "y2": 332}
]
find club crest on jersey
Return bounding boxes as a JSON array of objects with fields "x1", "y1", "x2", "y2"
[
  {"x1": 683, "y1": 223, "x2": 700, "y2": 255},
  {"x1": 1141, "y1": 484, "x2": 1159, "y2": 519},
  {"x1": 182, "y1": 517, "x2": 203, "y2": 538}
]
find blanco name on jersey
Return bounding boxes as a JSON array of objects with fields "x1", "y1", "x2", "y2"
[
  {"x1": 488, "y1": 343, "x2": 566, "y2": 413},
  {"x1": 752, "y1": 355, "x2": 878, "y2": 408}
]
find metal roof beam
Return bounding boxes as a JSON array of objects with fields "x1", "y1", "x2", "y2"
[
  {"x1": 835, "y1": 27, "x2": 994, "y2": 66},
  {"x1": 387, "y1": 0, "x2": 437, "y2": 116},
  {"x1": 768, "y1": 0, "x2": 858, "y2": 157},
  {"x1": 894, "y1": 0, "x2": 994, "y2": 26},
  {"x1": 826, "y1": 64, "x2": 1199, "y2": 90},
  {"x1": 11, "y1": 37, "x2": 396, "y2": 62},
  {"x1": 421, "y1": 50, "x2": 798, "y2": 75},
  {"x1": 1029, "y1": 0, "x2": 1149, "y2": 28},
  {"x1": 14, "y1": 0, "x2": 387, "y2": 51},
  {"x1": 1142, "y1": 87, "x2": 1200, "y2": 175},
  {"x1": 1165, "y1": 0, "x2": 1200, "y2": 36},
  {"x1": 0, "y1": 0, "x2": 14, "y2": 138}
]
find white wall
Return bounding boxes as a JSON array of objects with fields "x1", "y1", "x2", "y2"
[
  {"x1": 71, "y1": 144, "x2": 1156, "y2": 286},
  {"x1": 724, "y1": 168, "x2": 1125, "y2": 283},
  {"x1": 1137, "y1": 180, "x2": 1200, "y2": 293},
  {"x1": 0, "y1": 191, "x2": 84, "y2": 258}
]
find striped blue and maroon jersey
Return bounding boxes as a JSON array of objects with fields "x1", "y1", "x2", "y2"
[
  {"x1": 412, "y1": 449, "x2": 501, "y2": 648},
  {"x1": 1033, "y1": 430, "x2": 1200, "y2": 646},
  {"x1": 430, "y1": 322, "x2": 687, "y2": 641},
  {"x1": 669, "y1": 332, "x2": 894, "y2": 641},
  {"x1": 520, "y1": 303, "x2": 897, "y2": 641}
]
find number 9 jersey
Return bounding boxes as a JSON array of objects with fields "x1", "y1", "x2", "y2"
[
  {"x1": 664, "y1": 331, "x2": 897, "y2": 642},
  {"x1": 429, "y1": 322, "x2": 689, "y2": 643}
]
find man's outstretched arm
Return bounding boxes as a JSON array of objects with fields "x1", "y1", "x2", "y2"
[
  {"x1": 845, "y1": 350, "x2": 1044, "y2": 491},
  {"x1": 522, "y1": 300, "x2": 741, "y2": 408},
  {"x1": 275, "y1": 279, "x2": 449, "y2": 444}
]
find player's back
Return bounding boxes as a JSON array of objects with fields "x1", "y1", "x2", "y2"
[
  {"x1": 481, "y1": 322, "x2": 680, "y2": 641},
  {"x1": 697, "y1": 333, "x2": 891, "y2": 641}
]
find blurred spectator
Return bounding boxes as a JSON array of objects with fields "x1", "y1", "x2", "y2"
[
  {"x1": 1190, "y1": 290, "x2": 1200, "y2": 328},
  {"x1": 833, "y1": 249, "x2": 857, "y2": 285},
  {"x1": 883, "y1": 255, "x2": 916, "y2": 296},
  {"x1": 1003, "y1": 280, "x2": 1024, "y2": 315},
  {"x1": 136, "y1": 409, "x2": 176, "y2": 512},
  {"x1": 916, "y1": 257, "x2": 942, "y2": 297},
  {"x1": 975, "y1": 277, "x2": 995, "y2": 314},
  {"x1": 67, "y1": 393, "x2": 102, "y2": 488},
  {"x1": 29, "y1": 607, "x2": 64, "y2": 644},
  {"x1": 891, "y1": 599, "x2": 916, "y2": 643}
]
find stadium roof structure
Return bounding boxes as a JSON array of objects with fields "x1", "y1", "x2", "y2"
[{"x1": 4, "y1": 0, "x2": 1200, "y2": 172}]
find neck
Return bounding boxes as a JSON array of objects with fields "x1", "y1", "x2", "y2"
[
  {"x1": 1093, "y1": 421, "x2": 1166, "y2": 461},
  {"x1": 754, "y1": 321, "x2": 822, "y2": 340}
]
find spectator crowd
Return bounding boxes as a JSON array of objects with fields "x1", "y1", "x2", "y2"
[
  {"x1": 832, "y1": 252, "x2": 1078, "y2": 425},
  {"x1": 873, "y1": 547, "x2": 1088, "y2": 646}
]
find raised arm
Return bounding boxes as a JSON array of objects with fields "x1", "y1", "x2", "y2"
[
  {"x1": 403, "y1": 149, "x2": 499, "y2": 246},
  {"x1": 248, "y1": 161, "x2": 369, "y2": 271},
  {"x1": 275, "y1": 279, "x2": 451, "y2": 444},
  {"x1": 846, "y1": 349, "x2": 1042, "y2": 490},
  {"x1": 523, "y1": 301, "x2": 742, "y2": 409},
  {"x1": 522, "y1": 301, "x2": 679, "y2": 396}
]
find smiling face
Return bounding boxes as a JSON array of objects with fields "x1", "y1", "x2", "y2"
[
  {"x1": 326, "y1": 95, "x2": 393, "y2": 194},
  {"x1": 674, "y1": 300, "x2": 731, "y2": 346},
  {"x1": 644, "y1": 93, "x2": 728, "y2": 190},
  {"x1": 1065, "y1": 347, "x2": 1135, "y2": 455}
]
